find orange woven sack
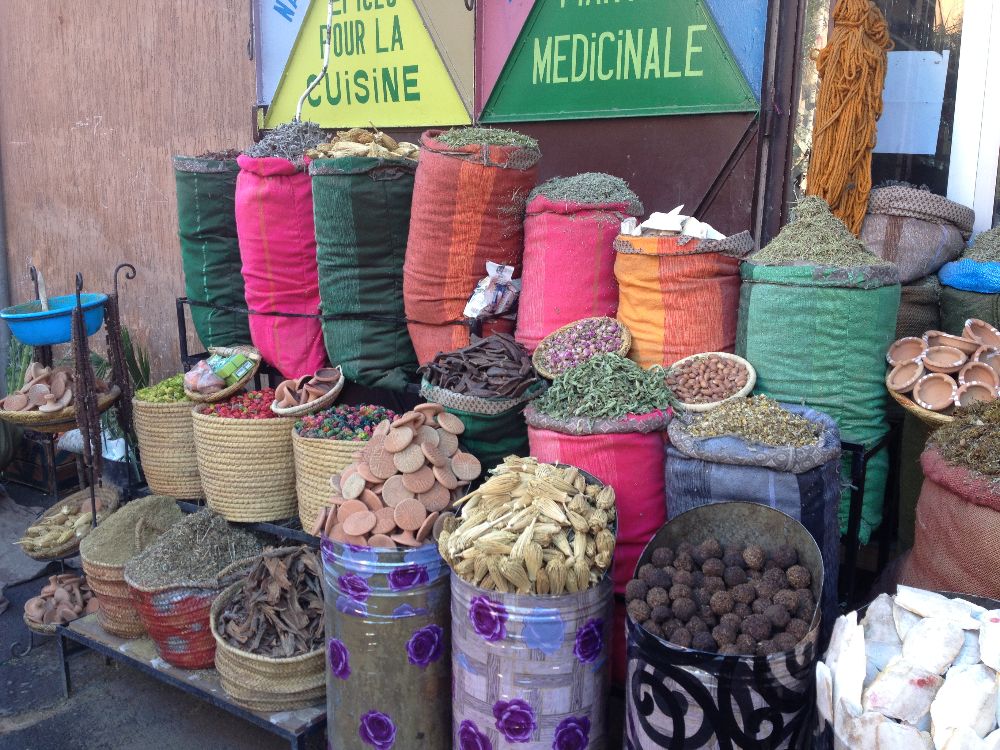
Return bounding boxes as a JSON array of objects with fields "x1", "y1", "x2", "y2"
[
  {"x1": 899, "y1": 447, "x2": 1000, "y2": 599},
  {"x1": 614, "y1": 232, "x2": 753, "y2": 368}
]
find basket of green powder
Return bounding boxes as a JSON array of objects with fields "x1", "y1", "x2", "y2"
[{"x1": 133, "y1": 374, "x2": 203, "y2": 499}]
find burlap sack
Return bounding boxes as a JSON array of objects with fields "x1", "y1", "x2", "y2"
[
  {"x1": 861, "y1": 214, "x2": 964, "y2": 283},
  {"x1": 896, "y1": 276, "x2": 941, "y2": 340},
  {"x1": 867, "y1": 185, "x2": 975, "y2": 236}
]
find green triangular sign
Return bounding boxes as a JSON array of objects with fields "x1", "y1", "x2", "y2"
[{"x1": 481, "y1": 0, "x2": 758, "y2": 123}]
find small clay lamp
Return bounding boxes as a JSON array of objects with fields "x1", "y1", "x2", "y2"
[
  {"x1": 887, "y1": 336, "x2": 926, "y2": 366},
  {"x1": 912, "y1": 373, "x2": 958, "y2": 412},
  {"x1": 975, "y1": 347, "x2": 1000, "y2": 378},
  {"x1": 955, "y1": 382, "x2": 997, "y2": 408},
  {"x1": 965, "y1": 318, "x2": 1000, "y2": 349},
  {"x1": 923, "y1": 346, "x2": 967, "y2": 374},
  {"x1": 959, "y1": 361, "x2": 1000, "y2": 389},
  {"x1": 886, "y1": 361, "x2": 924, "y2": 394},
  {"x1": 925, "y1": 330, "x2": 980, "y2": 356}
]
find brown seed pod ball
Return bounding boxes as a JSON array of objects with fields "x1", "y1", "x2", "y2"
[
  {"x1": 755, "y1": 580, "x2": 779, "y2": 601},
  {"x1": 732, "y1": 602, "x2": 751, "y2": 619},
  {"x1": 710, "y1": 590, "x2": 735, "y2": 616},
  {"x1": 713, "y1": 624, "x2": 737, "y2": 646},
  {"x1": 674, "y1": 552, "x2": 694, "y2": 572},
  {"x1": 651, "y1": 605, "x2": 672, "y2": 624},
  {"x1": 772, "y1": 544, "x2": 798, "y2": 569},
  {"x1": 646, "y1": 587, "x2": 669, "y2": 609},
  {"x1": 752, "y1": 597, "x2": 773, "y2": 615},
  {"x1": 773, "y1": 632, "x2": 798, "y2": 652},
  {"x1": 748, "y1": 570, "x2": 763, "y2": 582},
  {"x1": 796, "y1": 589, "x2": 815, "y2": 613},
  {"x1": 723, "y1": 566, "x2": 748, "y2": 588},
  {"x1": 686, "y1": 616, "x2": 708, "y2": 634},
  {"x1": 690, "y1": 571, "x2": 705, "y2": 590},
  {"x1": 692, "y1": 632, "x2": 718, "y2": 652},
  {"x1": 764, "y1": 603, "x2": 791, "y2": 629},
  {"x1": 702, "y1": 558, "x2": 725, "y2": 578},
  {"x1": 625, "y1": 579, "x2": 649, "y2": 602},
  {"x1": 638, "y1": 564, "x2": 659, "y2": 583},
  {"x1": 732, "y1": 583, "x2": 756, "y2": 605},
  {"x1": 763, "y1": 558, "x2": 782, "y2": 572},
  {"x1": 648, "y1": 568, "x2": 673, "y2": 590},
  {"x1": 773, "y1": 589, "x2": 799, "y2": 614},
  {"x1": 699, "y1": 606, "x2": 717, "y2": 627},
  {"x1": 785, "y1": 618, "x2": 809, "y2": 642},
  {"x1": 627, "y1": 600, "x2": 652, "y2": 623},
  {"x1": 742, "y1": 545, "x2": 765, "y2": 570},
  {"x1": 787, "y1": 565, "x2": 812, "y2": 590},
  {"x1": 701, "y1": 538, "x2": 723, "y2": 559},
  {"x1": 763, "y1": 568, "x2": 788, "y2": 590},
  {"x1": 719, "y1": 644, "x2": 741, "y2": 656},
  {"x1": 720, "y1": 613, "x2": 742, "y2": 631},
  {"x1": 672, "y1": 569, "x2": 693, "y2": 587},
  {"x1": 757, "y1": 639, "x2": 781, "y2": 656},
  {"x1": 722, "y1": 549, "x2": 746, "y2": 569},
  {"x1": 669, "y1": 627, "x2": 692, "y2": 648},
  {"x1": 677, "y1": 542, "x2": 694, "y2": 556},
  {"x1": 663, "y1": 619, "x2": 684, "y2": 637},
  {"x1": 734, "y1": 634, "x2": 755, "y2": 654},
  {"x1": 672, "y1": 597, "x2": 697, "y2": 623},
  {"x1": 690, "y1": 544, "x2": 711, "y2": 567},
  {"x1": 669, "y1": 584, "x2": 692, "y2": 602},
  {"x1": 665, "y1": 566, "x2": 678, "y2": 578},
  {"x1": 741, "y1": 614, "x2": 772, "y2": 642},
  {"x1": 651, "y1": 547, "x2": 675, "y2": 567},
  {"x1": 693, "y1": 588, "x2": 711, "y2": 607},
  {"x1": 642, "y1": 620, "x2": 664, "y2": 639}
]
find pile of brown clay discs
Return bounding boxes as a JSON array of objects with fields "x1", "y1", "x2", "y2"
[
  {"x1": 314, "y1": 404, "x2": 483, "y2": 548},
  {"x1": 625, "y1": 537, "x2": 816, "y2": 656},
  {"x1": 667, "y1": 354, "x2": 749, "y2": 405}
]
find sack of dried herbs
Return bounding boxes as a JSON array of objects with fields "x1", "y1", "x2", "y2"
[{"x1": 79, "y1": 495, "x2": 184, "y2": 567}]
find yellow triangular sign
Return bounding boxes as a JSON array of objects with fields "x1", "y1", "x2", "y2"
[{"x1": 265, "y1": 0, "x2": 471, "y2": 129}]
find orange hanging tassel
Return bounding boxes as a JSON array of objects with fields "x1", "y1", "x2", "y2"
[{"x1": 806, "y1": 0, "x2": 893, "y2": 235}]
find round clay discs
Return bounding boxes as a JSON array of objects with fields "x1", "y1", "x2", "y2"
[
  {"x1": 353, "y1": 450, "x2": 365, "y2": 462},
  {"x1": 418, "y1": 483, "x2": 451, "y2": 513},
  {"x1": 432, "y1": 464, "x2": 459, "y2": 490},
  {"x1": 360, "y1": 489, "x2": 383, "y2": 512},
  {"x1": 368, "y1": 534, "x2": 396, "y2": 548},
  {"x1": 337, "y1": 499, "x2": 368, "y2": 525},
  {"x1": 393, "y1": 443, "x2": 425, "y2": 474},
  {"x1": 402, "y1": 466, "x2": 435, "y2": 494},
  {"x1": 330, "y1": 523, "x2": 350, "y2": 543},
  {"x1": 384, "y1": 425, "x2": 414, "y2": 453},
  {"x1": 381, "y1": 475, "x2": 413, "y2": 507},
  {"x1": 451, "y1": 452, "x2": 482, "y2": 482},
  {"x1": 356, "y1": 462, "x2": 380, "y2": 484},
  {"x1": 343, "y1": 510, "x2": 377, "y2": 536},
  {"x1": 394, "y1": 498, "x2": 427, "y2": 531},
  {"x1": 417, "y1": 425, "x2": 439, "y2": 447},
  {"x1": 416, "y1": 511, "x2": 439, "y2": 543},
  {"x1": 436, "y1": 429, "x2": 459, "y2": 457},
  {"x1": 373, "y1": 507, "x2": 397, "y2": 534},
  {"x1": 343, "y1": 533, "x2": 368, "y2": 546},
  {"x1": 421, "y1": 441, "x2": 447, "y2": 468},
  {"x1": 342, "y1": 473, "x2": 366, "y2": 500},
  {"x1": 373, "y1": 419, "x2": 392, "y2": 438},
  {"x1": 432, "y1": 511, "x2": 453, "y2": 541},
  {"x1": 369, "y1": 444, "x2": 397, "y2": 480},
  {"x1": 328, "y1": 495, "x2": 348, "y2": 506},
  {"x1": 329, "y1": 474, "x2": 342, "y2": 493},
  {"x1": 391, "y1": 412, "x2": 422, "y2": 430},
  {"x1": 368, "y1": 482, "x2": 384, "y2": 496},
  {"x1": 414, "y1": 402, "x2": 444, "y2": 417},
  {"x1": 391, "y1": 530, "x2": 420, "y2": 547},
  {"x1": 436, "y1": 411, "x2": 465, "y2": 435}
]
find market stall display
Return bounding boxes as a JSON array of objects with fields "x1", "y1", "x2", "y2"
[
  {"x1": 940, "y1": 226, "x2": 1000, "y2": 335},
  {"x1": 624, "y1": 502, "x2": 823, "y2": 749},
  {"x1": 270, "y1": 366, "x2": 344, "y2": 416},
  {"x1": 182, "y1": 346, "x2": 261, "y2": 402},
  {"x1": 124, "y1": 509, "x2": 266, "y2": 669},
  {"x1": 173, "y1": 151, "x2": 251, "y2": 349},
  {"x1": 516, "y1": 174, "x2": 642, "y2": 352},
  {"x1": 316, "y1": 405, "x2": 481, "y2": 545},
  {"x1": 236, "y1": 121, "x2": 328, "y2": 378},
  {"x1": 23, "y1": 574, "x2": 96, "y2": 633},
  {"x1": 531, "y1": 317, "x2": 631, "y2": 380},
  {"x1": 444, "y1": 458, "x2": 615, "y2": 750},
  {"x1": 667, "y1": 352, "x2": 755, "y2": 411},
  {"x1": 419, "y1": 334, "x2": 542, "y2": 474},
  {"x1": 816, "y1": 587, "x2": 1000, "y2": 748},
  {"x1": 738, "y1": 196, "x2": 900, "y2": 544},
  {"x1": 192, "y1": 389, "x2": 298, "y2": 523},
  {"x1": 79, "y1": 495, "x2": 184, "y2": 638},
  {"x1": 404, "y1": 127, "x2": 540, "y2": 363},
  {"x1": 310, "y1": 129, "x2": 420, "y2": 391},
  {"x1": 132, "y1": 374, "x2": 202, "y2": 499},
  {"x1": 17, "y1": 485, "x2": 120, "y2": 560},
  {"x1": 0, "y1": 361, "x2": 119, "y2": 433},
  {"x1": 213, "y1": 546, "x2": 325, "y2": 710}
]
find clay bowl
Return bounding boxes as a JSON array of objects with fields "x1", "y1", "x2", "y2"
[
  {"x1": 912, "y1": 373, "x2": 958, "y2": 412},
  {"x1": 965, "y1": 319, "x2": 1000, "y2": 349},
  {"x1": 886, "y1": 361, "x2": 924, "y2": 394},
  {"x1": 959, "y1": 361, "x2": 1000, "y2": 389},
  {"x1": 886, "y1": 336, "x2": 926, "y2": 366},
  {"x1": 923, "y1": 346, "x2": 967, "y2": 374},
  {"x1": 925, "y1": 330, "x2": 980, "y2": 356},
  {"x1": 976, "y1": 347, "x2": 1000, "y2": 378},
  {"x1": 955, "y1": 382, "x2": 997, "y2": 409}
]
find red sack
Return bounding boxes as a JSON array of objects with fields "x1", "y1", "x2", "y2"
[
  {"x1": 235, "y1": 155, "x2": 327, "y2": 378},
  {"x1": 526, "y1": 410, "x2": 668, "y2": 685},
  {"x1": 404, "y1": 131, "x2": 540, "y2": 364},
  {"x1": 515, "y1": 195, "x2": 633, "y2": 352},
  {"x1": 899, "y1": 447, "x2": 1000, "y2": 599}
]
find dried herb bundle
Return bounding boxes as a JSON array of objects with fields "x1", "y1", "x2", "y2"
[
  {"x1": 686, "y1": 396, "x2": 821, "y2": 448},
  {"x1": 245, "y1": 121, "x2": 328, "y2": 162},
  {"x1": 529, "y1": 173, "x2": 643, "y2": 215},
  {"x1": 218, "y1": 547, "x2": 324, "y2": 658},
  {"x1": 930, "y1": 400, "x2": 1000, "y2": 476}
]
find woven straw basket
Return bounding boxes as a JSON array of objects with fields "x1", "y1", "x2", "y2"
[
  {"x1": 291, "y1": 431, "x2": 363, "y2": 533},
  {"x1": 210, "y1": 581, "x2": 325, "y2": 711},
  {"x1": 132, "y1": 398, "x2": 203, "y2": 499},
  {"x1": 0, "y1": 386, "x2": 120, "y2": 434},
  {"x1": 889, "y1": 388, "x2": 955, "y2": 429},
  {"x1": 532, "y1": 317, "x2": 632, "y2": 380},
  {"x1": 184, "y1": 346, "x2": 261, "y2": 404},
  {"x1": 82, "y1": 557, "x2": 146, "y2": 638},
  {"x1": 19, "y1": 486, "x2": 121, "y2": 561},
  {"x1": 191, "y1": 407, "x2": 297, "y2": 522}
]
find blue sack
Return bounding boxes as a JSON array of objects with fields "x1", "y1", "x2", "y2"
[{"x1": 939, "y1": 259, "x2": 1000, "y2": 293}]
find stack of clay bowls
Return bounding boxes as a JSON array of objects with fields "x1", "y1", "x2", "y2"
[{"x1": 886, "y1": 319, "x2": 1000, "y2": 412}]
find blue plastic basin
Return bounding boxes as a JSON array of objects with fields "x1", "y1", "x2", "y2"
[{"x1": 1, "y1": 293, "x2": 108, "y2": 346}]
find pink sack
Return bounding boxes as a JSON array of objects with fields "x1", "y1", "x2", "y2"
[
  {"x1": 516, "y1": 195, "x2": 634, "y2": 352},
  {"x1": 235, "y1": 155, "x2": 327, "y2": 378},
  {"x1": 527, "y1": 410, "x2": 668, "y2": 685}
]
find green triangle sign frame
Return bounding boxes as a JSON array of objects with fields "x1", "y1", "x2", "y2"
[{"x1": 481, "y1": 0, "x2": 758, "y2": 123}]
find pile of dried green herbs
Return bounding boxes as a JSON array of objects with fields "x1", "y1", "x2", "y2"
[
  {"x1": 125, "y1": 509, "x2": 266, "y2": 588},
  {"x1": 437, "y1": 127, "x2": 538, "y2": 149},
  {"x1": 530, "y1": 173, "x2": 643, "y2": 215},
  {"x1": 930, "y1": 400, "x2": 1000, "y2": 476},
  {"x1": 686, "y1": 396, "x2": 821, "y2": 448},
  {"x1": 80, "y1": 495, "x2": 183, "y2": 567},
  {"x1": 752, "y1": 196, "x2": 884, "y2": 267},
  {"x1": 963, "y1": 226, "x2": 1000, "y2": 262},
  {"x1": 533, "y1": 353, "x2": 676, "y2": 419},
  {"x1": 245, "y1": 120, "x2": 328, "y2": 161}
]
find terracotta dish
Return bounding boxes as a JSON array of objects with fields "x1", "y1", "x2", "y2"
[
  {"x1": 976, "y1": 347, "x2": 1000, "y2": 378},
  {"x1": 912, "y1": 373, "x2": 957, "y2": 412},
  {"x1": 925, "y1": 330, "x2": 980, "y2": 356},
  {"x1": 923, "y1": 346, "x2": 967, "y2": 374},
  {"x1": 955, "y1": 382, "x2": 996, "y2": 408},
  {"x1": 886, "y1": 337, "x2": 925, "y2": 366},
  {"x1": 965, "y1": 319, "x2": 1000, "y2": 349},
  {"x1": 886, "y1": 361, "x2": 924, "y2": 394},
  {"x1": 959, "y1": 361, "x2": 1000, "y2": 389}
]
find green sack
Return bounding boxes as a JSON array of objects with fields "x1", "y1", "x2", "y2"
[
  {"x1": 311, "y1": 157, "x2": 418, "y2": 392},
  {"x1": 736, "y1": 263, "x2": 901, "y2": 543},
  {"x1": 174, "y1": 156, "x2": 251, "y2": 349},
  {"x1": 939, "y1": 284, "x2": 1000, "y2": 336}
]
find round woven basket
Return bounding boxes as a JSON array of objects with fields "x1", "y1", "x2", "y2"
[
  {"x1": 210, "y1": 581, "x2": 325, "y2": 711},
  {"x1": 19, "y1": 486, "x2": 121, "y2": 561},
  {"x1": 184, "y1": 346, "x2": 261, "y2": 403},
  {"x1": 291, "y1": 430, "x2": 363, "y2": 533},
  {"x1": 532, "y1": 317, "x2": 632, "y2": 380},
  {"x1": 889, "y1": 388, "x2": 955, "y2": 429},
  {"x1": 132, "y1": 398, "x2": 203, "y2": 499},
  {"x1": 0, "y1": 386, "x2": 121, "y2": 433},
  {"x1": 23, "y1": 612, "x2": 61, "y2": 636},
  {"x1": 82, "y1": 557, "x2": 146, "y2": 638},
  {"x1": 271, "y1": 367, "x2": 345, "y2": 417},
  {"x1": 192, "y1": 407, "x2": 297, "y2": 522},
  {"x1": 670, "y1": 352, "x2": 758, "y2": 413}
]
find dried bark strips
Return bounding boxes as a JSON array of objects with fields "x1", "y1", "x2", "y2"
[{"x1": 418, "y1": 334, "x2": 540, "y2": 399}]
